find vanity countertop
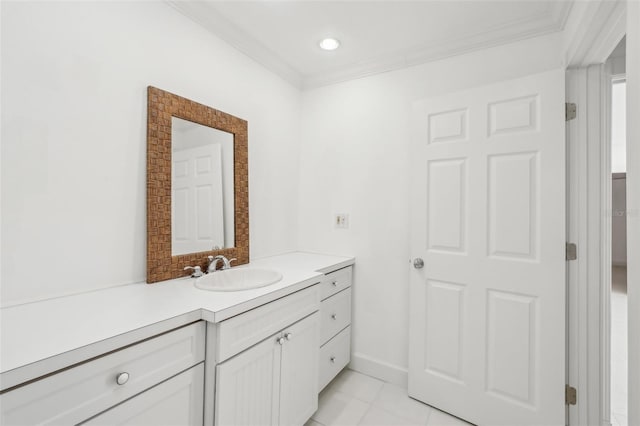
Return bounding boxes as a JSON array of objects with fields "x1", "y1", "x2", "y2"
[{"x1": 0, "y1": 252, "x2": 354, "y2": 390}]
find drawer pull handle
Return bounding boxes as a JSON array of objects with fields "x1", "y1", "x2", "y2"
[
  {"x1": 116, "y1": 372, "x2": 130, "y2": 385},
  {"x1": 277, "y1": 337, "x2": 285, "y2": 345},
  {"x1": 285, "y1": 332, "x2": 293, "y2": 341},
  {"x1": 331, "y1": 314, "x2": 337, "y2": 320},
  {"x1": 332, "y1": 281, "x2": 338, "y2": 286},
  {"x1": 330, "y1": 356, "x2": 336, "y2": 363}
]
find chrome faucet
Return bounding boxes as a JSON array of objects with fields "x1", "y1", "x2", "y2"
[
  {"x1": 207, "y1": 256, "x2": 222, "y2": 273},
  {"x1": 208, "y1": 255, "x2": 236, "y2": 272}
]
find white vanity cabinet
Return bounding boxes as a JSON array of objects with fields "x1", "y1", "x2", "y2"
[
  {"x1": 318, "y1": 266, "x2": 353, "y2": 391},
  {"x1": 0, "y1": 254, "x2": 355, "y2": 426},
  {"x1": 213, "y1": 285, "x2": 320, "y2": 426},
  {"x1": 0, "y1": 322, "x2": 205, "y2": 426}
]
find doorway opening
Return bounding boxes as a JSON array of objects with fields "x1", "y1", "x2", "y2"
[{"x1": 608, "y1": 37, "x2": 627, "y2": 426}]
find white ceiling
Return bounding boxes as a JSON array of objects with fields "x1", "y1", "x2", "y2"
[{"x1": 168, "y1": 1, "x2": 573, "y2": 89}]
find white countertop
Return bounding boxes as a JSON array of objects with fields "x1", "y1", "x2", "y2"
[{"x1": 0, "y1": 252, "x2": 354, "y2": 390}]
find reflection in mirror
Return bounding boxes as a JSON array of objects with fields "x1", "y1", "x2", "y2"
[{"x1": 171, "y1": 117, "x2": 235, "y2": 255}]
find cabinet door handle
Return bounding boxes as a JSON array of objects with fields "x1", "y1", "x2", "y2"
[
  {"x1": 276, "y1": 337, "x2": 285, "y2": 345},
  {"x1": 332, "y1": 280, "x2": 338, "y2": 287},
  {"x1": 116, "y1": 372, "x2": 130, "y2": 385},
  {"x1": 331, "y1": 314, "x2": 337, "y2": 320},
  {"x1": 330, "y1": 356, "x2": 336, "y2": 363},
  {"x1": 284, "y1": 332, "x2": 293, "y2": 341}
]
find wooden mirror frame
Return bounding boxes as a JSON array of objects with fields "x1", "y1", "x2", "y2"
[{"x1": 146, "y1": 86, "x2": 249, "y2": 283}]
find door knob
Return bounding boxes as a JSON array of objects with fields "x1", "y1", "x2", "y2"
[{"x1": 413, "y1": 258, "x2": 424, "y2": 269}]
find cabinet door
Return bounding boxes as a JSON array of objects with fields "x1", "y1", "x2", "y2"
[
  {"x1": 83, "y1": 363, "x2": 204, "y2": 426},
  {"x1": 215, "y1": 333, "x2": 282, "y2": 426},
  {"x1": 279, "y1": 312, "x2": 320, "y2": 426}
]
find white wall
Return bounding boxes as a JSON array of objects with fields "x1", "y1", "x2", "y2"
[
  {"x1": 1, "y1": 1, "x2": 301, "y2": 306},
  {"x1": 610, "y1": 72, "x2": 627, "y2": 266},
  {"x1": 1, "y1": 0, "x2": 573, "y2": 384},
  {"x1": 612, "y1": 176, "x2": 627, "y2": 266},
  {"x1": 298, "y1": 33, "x2": 565, "y2": 381},
  {"x1": 611, "y1": 80, "x2": 627, "y2": 173}
]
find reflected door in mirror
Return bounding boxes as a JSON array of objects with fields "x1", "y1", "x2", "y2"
[{"x1": 171, "y1": 117, "x2": 235, "y2": 256}]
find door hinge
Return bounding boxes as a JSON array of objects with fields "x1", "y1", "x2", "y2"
[
  {"x1": 566, "y1": 103, "x2": 577, "y2": 121},
  {"x1": 566, "y1": 242, "x2": 577, "y2": 261},
  {"x1": 566, "y1": 385, "x2": 577, "y2": 405}
]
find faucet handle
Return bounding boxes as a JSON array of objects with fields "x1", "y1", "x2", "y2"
[
  {"x1": 220, "y1": 257, "x2": 237, "y2": 270},
  {"x1": 183, "y1": 266, "x2": 203, "y2": 278}
]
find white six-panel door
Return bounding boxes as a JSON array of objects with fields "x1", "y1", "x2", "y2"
[
  {"x1": 172, "y1": 143, "x2": 225, "y2": 255},
  {"x1": 408, "y1": 70, "x2": 565, "y2": 426}
]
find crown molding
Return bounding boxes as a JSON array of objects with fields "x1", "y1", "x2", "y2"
[
  {"x1": 565, "y1": 0, "x2": 626, "y2": 67},
  {"x1": 303, "y1": 5, "x2": 573, "y2": 89},
  {"x1": 550, "y1": 0, "x2": 574, "y2": 30},
  {"x1": 166, "y1": 0, "x2": 303, "y2": 89},
  {"x1": 168, "y1": 1, "x2": 574, "y2": 91}
]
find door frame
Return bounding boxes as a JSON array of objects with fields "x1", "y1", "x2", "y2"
[
  {"x1": 564, "y1": 1, "x2": 632, "y2": 425},
  {"x1": 566, "y1": 64, "x2": 613, "y2": 426}
]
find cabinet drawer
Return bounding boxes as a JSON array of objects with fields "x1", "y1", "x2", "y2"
[
  {"x1": 320, "y1": 288, "x2": 351, "y2": 344},
  {"x1": 320, "y1": 267, "x2": 352, "y2": 301},
  {"x1": 82, "y1": 363, "x2": 204, "y2": 426},
  {"x1": 318, "y1": 326, "x2": 351, "y2": 391},
  {"x1": 217, "y1": 285, "x2": 319, "y2": 362},
  {"x1": 0, "y1": 322, "x2": 205, "y2": 426}
]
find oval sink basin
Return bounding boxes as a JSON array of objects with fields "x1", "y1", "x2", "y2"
[{"x1": 194, "y1": 268, "x2": 283, "y2": 292}]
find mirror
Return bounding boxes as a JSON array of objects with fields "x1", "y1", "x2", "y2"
[
  {"x1": 147, "y1": 86, "x2": 249, "y2": 283},
  {"x1": 171, "y1": 117, "x2": 234, "y2": 255}
]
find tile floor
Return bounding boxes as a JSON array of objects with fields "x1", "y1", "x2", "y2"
[
  {"x1": 611, "y1": 266, "x2": 628, "y2": 426},
  {"x1": 314, "y1": 269, "x2": 629, "y2": 426},
  {"x1": 307, "y1": 369, "x2": 473, "y2": 426}
]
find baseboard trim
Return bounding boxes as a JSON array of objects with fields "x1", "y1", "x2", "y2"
[{"x1": 348, "y1": 352, "x2": 408, "y2": 388}]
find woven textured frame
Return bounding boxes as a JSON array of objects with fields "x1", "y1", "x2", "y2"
[{"x1": 147, "y1": 86, "x2": 249, "y2": 283}]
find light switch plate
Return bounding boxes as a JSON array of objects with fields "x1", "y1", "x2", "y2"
[{"x1": 334, "y1": 213, "x2": 349, "y2": 229}]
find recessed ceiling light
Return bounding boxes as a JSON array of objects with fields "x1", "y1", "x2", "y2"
[{"x1": 319, "y1": 38, "x2": 340, "y2": 51}]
